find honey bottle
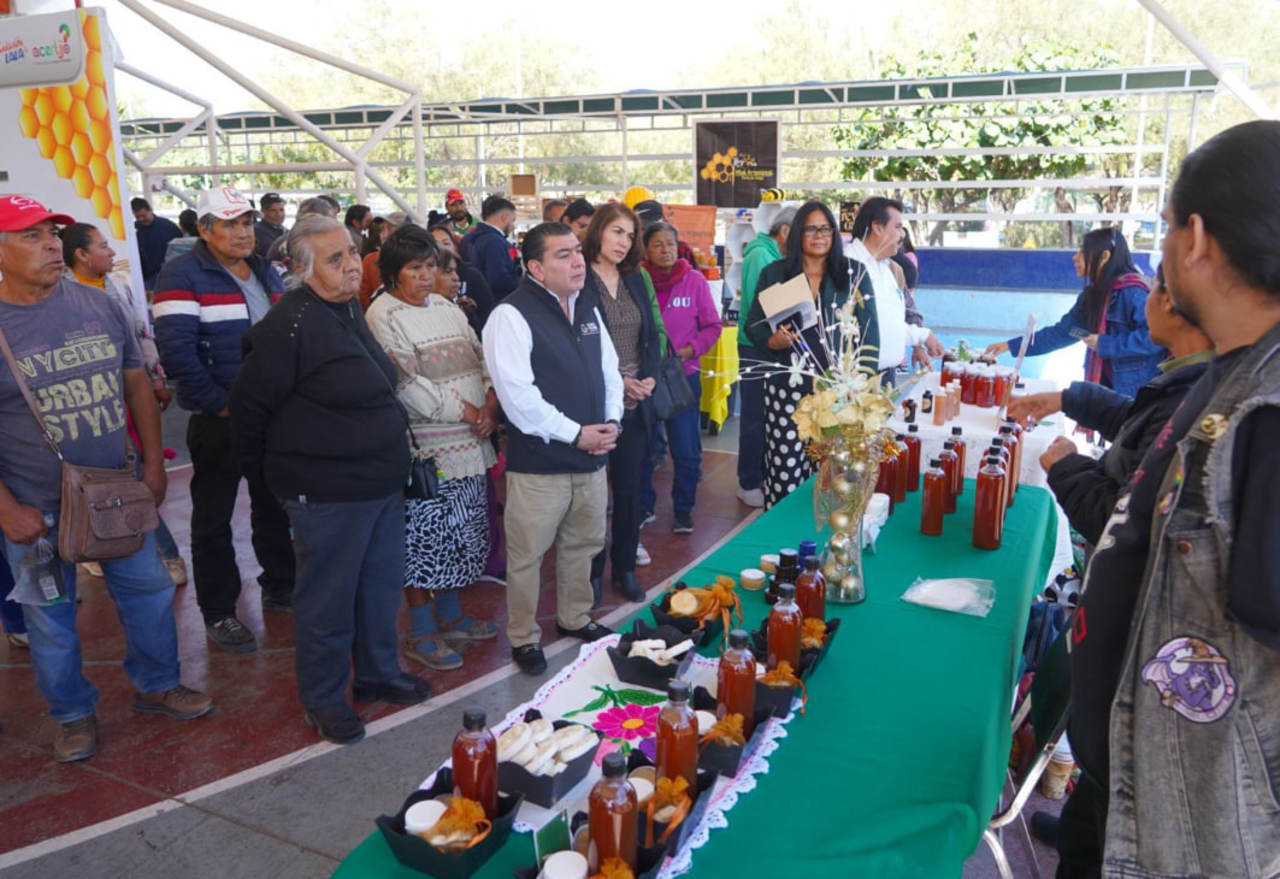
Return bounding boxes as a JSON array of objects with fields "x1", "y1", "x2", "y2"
[
  {"x1": 656, "y1": 680, "x2": 699, "y2": 790},
  {"x1": 588, "y1": 751, "x2": 638, "y2": 871},
  {"x1": 973, "y1": 455, "x2": 1006, "y2": 550},
  {"x1": 767, "y1": 583, "x2": 803, "y2": 671},
  {"x1": 452, "y1": 708, "x2": 498, "y2": 819},
  {"x1": 904, "y1": 424, "x2": 922, "y2": 492},
  {"x1": 939, "y1": 440, "x2": 959, "y2": 514},
  {"x1": 717, "y1": 629, "x2": 757, "y2": 737},
  {"x1": 921, "y1": 458, "x2": 946, "y2": 536}
]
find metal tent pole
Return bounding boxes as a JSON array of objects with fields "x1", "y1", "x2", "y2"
[
  {"x1": 1135, "y1": 0, "x2": 1275, "y2": 119},
  {"x1": 118, "y1": 0, "x2": 415, "y2": 215}
]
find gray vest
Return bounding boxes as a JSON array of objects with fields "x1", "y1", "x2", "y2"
[{"x1": 1103, "y1": 319, "x2": 1280, "y2": 877}]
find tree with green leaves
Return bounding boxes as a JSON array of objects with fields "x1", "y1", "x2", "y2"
[{"x1": 832, "y1": 34, "x2": 1131, "y2": 246}]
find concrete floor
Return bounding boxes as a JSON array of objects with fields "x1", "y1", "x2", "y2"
[{"x1": 1, "y1": 404, "x2": 1063, "y2": 879}]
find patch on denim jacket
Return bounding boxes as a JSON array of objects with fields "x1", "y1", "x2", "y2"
[{"x1": 1141, "y1": 636, "x2": 1236, "y2": 723}]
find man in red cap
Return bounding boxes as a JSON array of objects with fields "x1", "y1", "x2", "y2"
[
  {"x1": 444, "y1": 188, "x2": 475, "y2": 239},
  {"x1": 0, "y1": 196, "x2": 213, "y2": 763}
]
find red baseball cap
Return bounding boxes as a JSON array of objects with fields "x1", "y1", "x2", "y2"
[
  {"x1": 0, "y1": 195, "x2": 75, "y2": 232},
  {"x1": 445, "y1": 188, "x2": 465, "y2": 205}
]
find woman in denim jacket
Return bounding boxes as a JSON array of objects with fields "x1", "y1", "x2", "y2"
[{"x1": 985, "y1": 228, "x2": 1164, "y2": 397}]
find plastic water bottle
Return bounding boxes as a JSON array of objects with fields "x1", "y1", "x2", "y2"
[{"x1": 21, "y1": 513, "x2": 65, "y2": 603}]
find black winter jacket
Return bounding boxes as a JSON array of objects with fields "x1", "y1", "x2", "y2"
[
  {"x1": 229, "y1": 286, "x2": 408, "y2": 503},
  {"x1": 1046, "y1": 357, "x2": 1209, "y2": 544}
]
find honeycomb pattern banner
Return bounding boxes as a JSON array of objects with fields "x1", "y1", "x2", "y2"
[{"x1": 15, "y1": 12, "x2": 123, "y2": 241}]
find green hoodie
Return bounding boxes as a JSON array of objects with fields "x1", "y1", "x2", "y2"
[{"x1": 737, "y1": 231, "x2": 782, "y2": 347}]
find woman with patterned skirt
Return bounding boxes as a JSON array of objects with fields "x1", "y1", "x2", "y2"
[
  {"x1": 743, "y1": 201, "x2": 850, "y2": 508},
  {"x1": 366, "y1": 225, "x2": 500, "y2": 670}
]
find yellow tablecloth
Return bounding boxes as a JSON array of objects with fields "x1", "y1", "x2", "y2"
[{"x1": 699, "y1": 326, "x2": 739, "y2": 429}]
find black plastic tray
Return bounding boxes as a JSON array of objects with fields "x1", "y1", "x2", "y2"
[
  {"x1": 689, "y1": 687, "x2": 775, "y2": 777},
  {"x1": 376, "y1": 768, "x2": 521, "y2": 879},
  {"x1": 606, "y1": 621, "x2": 697, "y2": 692},
  {"x1": 750, "y1": 616, "x2": 841, "y2": 680},
  {"x1": 496, "y1": 709, "x2": 601, "y2": 809},
  {"x1": 648, "y1": 582, "x2": 722, "y2": 648}
]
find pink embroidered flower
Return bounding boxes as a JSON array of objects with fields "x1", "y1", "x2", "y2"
[
  {"x1": 593, "y1": 703, "x2": 659, "y2": 741},
  {"x1": 593, "y1": 738, "x2": 621, "y2": 767}
]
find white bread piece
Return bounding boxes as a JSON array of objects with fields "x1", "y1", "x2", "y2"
[
  {"x1": 508, "y1": 739, "x2": 538, "y2": 766},
  {"x1": 557, "y1": 734, "x2": 597, "y2": 762},
  {"x1": 549, "y1": 723, "x2": 590, "y2": 749},
  {"x1": 496, "y1": 723, "x2": 532, "y2": 760},
  {"x1": 520, "y1": 739, "x2": 559, "y2": 772},
  {"x1": 528, "y1": 718, "x2": 554, "y2": 743},
  {"x1": 657, "y1": 639, "x2": 694, "y2": 664}
]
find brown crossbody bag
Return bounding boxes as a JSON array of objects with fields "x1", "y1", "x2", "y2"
[{"x1": 0, "y1": 324, "x2": 158, "y2": 562}]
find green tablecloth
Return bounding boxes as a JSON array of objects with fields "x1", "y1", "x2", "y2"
[{"x1": 336, "y1": 480, "x2": 1056, "y2": 878}]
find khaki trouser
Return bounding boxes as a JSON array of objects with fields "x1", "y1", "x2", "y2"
[{"x1": 504, "y1": 468, "x2": 607, "y2": 647}]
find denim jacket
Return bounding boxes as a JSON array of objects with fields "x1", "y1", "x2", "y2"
[
  {"x1": 1103, "y1": 321, "x2": 1280, "y2": 878},
  {"x1": 1009, "y1": 280, "x2": 1165, "y2": 398}
]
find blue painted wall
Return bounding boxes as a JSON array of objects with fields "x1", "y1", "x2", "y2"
[{"x1": 916, "y1": 247, "x2": 1159, "y2": 292}]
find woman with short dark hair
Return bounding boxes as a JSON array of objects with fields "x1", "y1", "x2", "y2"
[
  {"x1": 366, "y1": 225, "x2": 501, "y2": 671},
  {"x1": 744, "y1": 200, "x2": 850, "y2": 507}
]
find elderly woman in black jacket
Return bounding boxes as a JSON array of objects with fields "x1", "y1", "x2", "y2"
[
  {"x1": 1009, "y1": 266, "x2": 1212, "y2": 546},
  {"x1": 230, "y1": 216, "x2": 430, "y2": 746}
]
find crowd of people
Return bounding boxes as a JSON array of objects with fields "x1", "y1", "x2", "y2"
[{"x1": 1, "y1": 119, "x2": 1278, "y2": 879}]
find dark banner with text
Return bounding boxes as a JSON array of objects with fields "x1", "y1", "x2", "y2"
[{"x1": 694, "y1": 120, "x2": 779, "y2": 208}]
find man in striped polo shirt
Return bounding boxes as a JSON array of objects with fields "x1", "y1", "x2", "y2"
[{"x1": 154, "y1": 188, "x2": 295, "y2": 654}]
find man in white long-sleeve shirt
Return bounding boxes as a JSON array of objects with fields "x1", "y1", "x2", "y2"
[
  {"x1": 847, "y1": 198, "x2": 943, "y2": 376},
  {"x1": 483, "y1": 222, "x2": 624, "y2": 675}
]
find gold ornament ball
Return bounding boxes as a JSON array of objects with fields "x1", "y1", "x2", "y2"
[
  {"x1": 822, "y1": 559, "x2": 843, "y2": 581},
  {"x1": 830, "y1": 449, "x2": 852, "y2": 469},
  {"x1": 832, "y1": 471, "x2": 856, "y2": 499},
  {"x1": 829, "y1": 509, "x2": 853, "y2": 533},
  {"x1": 850, "y1": 459, "x2": 869, "y2": 476},
  {"x1": 827, "y1": 531, "x2": 851, "y2": 554},
  {"x1": 839, "y1": 574, "x2": 865, "y2": 600}
]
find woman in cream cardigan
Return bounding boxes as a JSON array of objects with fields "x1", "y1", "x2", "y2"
[{"x1": 366, "y1": 225, "x2": 501, "y2": 671}]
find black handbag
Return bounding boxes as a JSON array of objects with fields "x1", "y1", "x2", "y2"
[
  {"x1": 652, "y1": 344, "x2": 697, "y2": 420},
  {"x1": 404, "y1": 446, "x2": 440, "y2": 500}
]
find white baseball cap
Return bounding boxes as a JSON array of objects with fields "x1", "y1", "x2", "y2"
[{"x1": 196, "y1": 187, "x2": 257, "y2": 221}]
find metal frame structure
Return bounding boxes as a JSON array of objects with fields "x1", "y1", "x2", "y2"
[
  {"x1": 115, "y1": 0, "x2": 426, "y2": 217},
  {"x1": 99, "y1": 0, "x2": 1271, "y2": 240}
]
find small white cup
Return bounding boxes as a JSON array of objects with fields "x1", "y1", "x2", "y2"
[{"x1": 540, "y1": 849, "x2": 588, "y2": 879}]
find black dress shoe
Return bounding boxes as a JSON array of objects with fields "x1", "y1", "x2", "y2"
[
  {"x1": 590, "y1": 576, "x2": 603, "y2": 609},
  {"x1": 1029, "y1": 811, "x2": 1059, "y2": 848},
  {"x1": 352, "y1": 674, "x2": 431, "y2": 705},
  {"x1": 556, "y1": 620, "x2": 614, "y2": 642},
  {"x1": 613, "y1": 572, "x2": 645, "y2": 603},
  {"x1": 304, "y1": 705, "x2": 365, "y2": 745},
  {"x1": 512, "y1": 644, "x2": 547, "y2": 675}
]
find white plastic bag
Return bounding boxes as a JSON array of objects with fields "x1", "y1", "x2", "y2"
[{"x1": 901, "y1": 576, "x2": 996, "y2": 618}]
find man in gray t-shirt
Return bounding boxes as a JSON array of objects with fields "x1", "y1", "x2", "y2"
[
  {"x1": 0, "y1": 278, "x2": 141, "y2": 510},
  {"x1": 0, "y1": 196, "x2": 213, "y2": 763}
]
